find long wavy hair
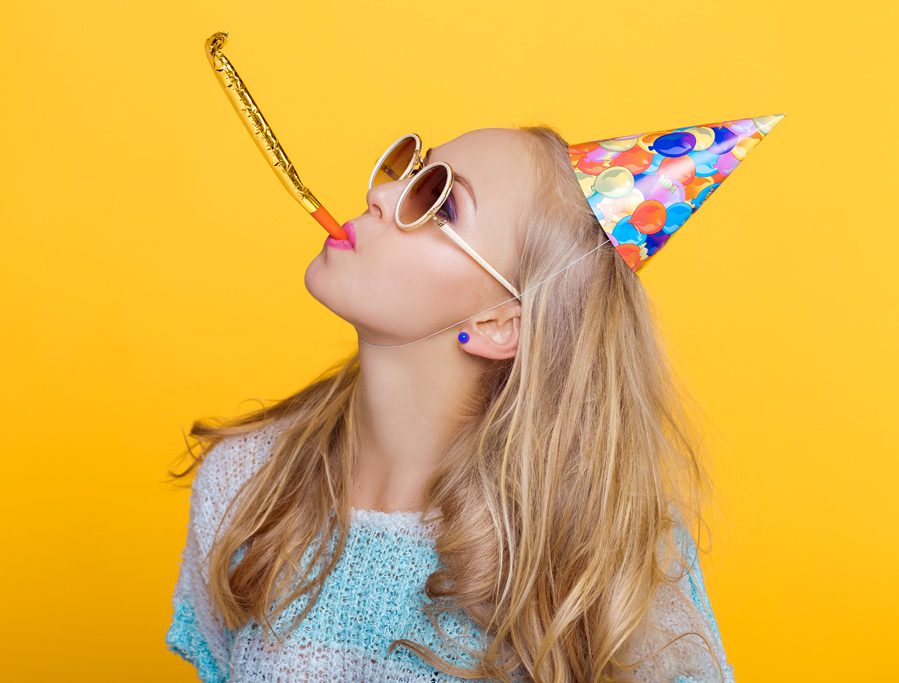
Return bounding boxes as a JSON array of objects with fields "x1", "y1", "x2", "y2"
[{"x1": 166, "y1": 124, "x2": 727, "y2": 682}]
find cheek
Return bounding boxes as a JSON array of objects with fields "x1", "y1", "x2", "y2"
[
  {"x1": 367, "y1": 238, "x2": 478, "y2": 314},
  {"x1": 304, "y1": 229, "x2": 487, "y2": 338}
]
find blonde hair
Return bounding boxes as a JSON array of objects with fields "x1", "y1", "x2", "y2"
[{"x1": 166, "y1": 124, "x2": 726, "y2": 682}]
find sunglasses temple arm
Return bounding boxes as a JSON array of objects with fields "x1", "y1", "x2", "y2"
[{"x1": 437, "y1": 223, "x2": 521, "y2": 299}]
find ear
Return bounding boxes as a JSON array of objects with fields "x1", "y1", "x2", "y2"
[{"x1": 457, "y1": 302, "x2": 522, "y2": 360}]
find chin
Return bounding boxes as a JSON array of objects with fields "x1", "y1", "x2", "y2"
[
  {"x1": 303, "y1": 256, "x2": 332, "y2": 304},
  {"x1": 304, "y1": 262, "x2": 359, "y2": 324}
]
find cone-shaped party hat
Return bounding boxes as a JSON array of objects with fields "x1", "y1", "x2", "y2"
[{"x1": 567, "y1": 113, "x2": 785, "y2": 273}]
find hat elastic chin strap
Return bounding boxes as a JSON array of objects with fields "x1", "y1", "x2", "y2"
[{"x1": 358, "y1": 239, "x2": 609, "y2": 350}]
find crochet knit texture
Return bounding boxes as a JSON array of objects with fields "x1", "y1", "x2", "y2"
[{"x1": 165, "y1": 417, "x2": 736, "y2": 682}]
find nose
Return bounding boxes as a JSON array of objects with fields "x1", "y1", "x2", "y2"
[
  {"x1": 365, "y1": 185, "x2": 383, "y2": 221},
  {"x1": 365, "y1": 178, "x2": 407, "y2": 225}
]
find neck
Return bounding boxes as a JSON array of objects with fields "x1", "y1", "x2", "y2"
[{"x1": 350, "y1": 335, "x2": 486, "y2": 512}]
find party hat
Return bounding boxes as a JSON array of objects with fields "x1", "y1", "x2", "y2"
[{"x1": 567, "y1": 113, "x2": 785, "y2": 273}]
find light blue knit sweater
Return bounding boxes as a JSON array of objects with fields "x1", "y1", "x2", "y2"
[{"x1": 165, "y1": 418, "x2": 735, "y2": 682}]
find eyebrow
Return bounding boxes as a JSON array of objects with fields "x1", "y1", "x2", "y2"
[{"x1": 424, "y1": 147, "x2": 478, "y2": 212}]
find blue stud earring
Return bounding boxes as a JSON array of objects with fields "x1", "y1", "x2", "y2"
[{"x1": 457, "y1": 331, "x2": 469, "y2": 344}]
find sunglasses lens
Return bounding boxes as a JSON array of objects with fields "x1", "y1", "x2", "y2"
[
  {"x1": 398, "y1": 164, "x2": 449, "y2": 226},
  {"x1": 372, "y1": 137, "x2": 417, "y2": 187}
]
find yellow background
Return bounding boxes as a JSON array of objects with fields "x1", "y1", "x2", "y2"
[{"x1": 1, "y1": 1, "x2": 895, "y2": 680}]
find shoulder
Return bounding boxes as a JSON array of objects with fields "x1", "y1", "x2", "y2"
[
  {"x1": 188, "y1": 415, "x2": 291, "y2": 546},
  {"x1": 653, "y1": 523, "x2": 735, "y2": 682},
  {"x1": 613, "y1": 522, "x2": 735, "y2": 682}
]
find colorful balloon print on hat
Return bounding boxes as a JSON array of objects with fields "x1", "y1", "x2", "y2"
[{"x1": 567, "y1": 113, "x2": 785, "y2": 274}]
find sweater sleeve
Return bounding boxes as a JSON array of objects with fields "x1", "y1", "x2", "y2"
[
  {"x1": 164, "y1": 419, "x2": 285, "y2": 681},
  {"x1": 667, "y1": 524, "x2": 735, "y2": 683},
  {"x1": 613, "y1": 524, "x2": 737, "y2": 683},
  {"x1": 164, "y1": 446, "x2": 235, "y2": 683}
]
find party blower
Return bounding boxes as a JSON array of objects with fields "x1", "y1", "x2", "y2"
[{"x1": 204, "y1": 31, "x2": 348, "y2": 241}]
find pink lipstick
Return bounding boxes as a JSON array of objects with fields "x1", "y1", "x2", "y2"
[{"x1": 325, "y1": 221, "x2": 356, "y2": 251}]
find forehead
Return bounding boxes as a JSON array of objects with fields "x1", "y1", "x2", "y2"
[{"x1": 428, "y1": 128, "x2": 536, "y2": 213}]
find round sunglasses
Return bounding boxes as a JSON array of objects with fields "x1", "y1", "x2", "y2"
[{"x1": 368, "y1": 133, "x2": 521, "y2": 300}]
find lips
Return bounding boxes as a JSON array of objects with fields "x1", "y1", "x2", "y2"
[
  {"x1": 324, "y1": 221, "x2": 355, "y2": 251},
  {"x1": 342, "y1": 221, "x2": 356, "y2": 248}
]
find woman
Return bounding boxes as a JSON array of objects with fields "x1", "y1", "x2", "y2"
[{"x1": 165, "y1": 125, "x2": 738, "y2": 682}]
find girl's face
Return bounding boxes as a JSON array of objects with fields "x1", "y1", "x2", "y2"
[{"x1": 305, "y1": 128, "x2": 536, "y2": 349}]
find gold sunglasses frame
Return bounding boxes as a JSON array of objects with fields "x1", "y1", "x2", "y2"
[{"x1": 369, "y1": 133, "x2": 521, "y2": 300}]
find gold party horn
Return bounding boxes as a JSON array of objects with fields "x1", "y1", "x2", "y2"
[{"x1": 205, "y1": 31, "x2": 348, "y2": 241}]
